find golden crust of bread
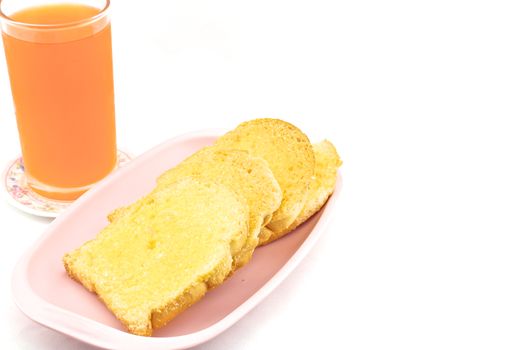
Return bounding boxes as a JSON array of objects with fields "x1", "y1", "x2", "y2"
[
  {"x1": 214, "y1": 118, "x2": 315, "y2": 240},
  {"x1": 259, "y1": 140, "x2": 341, "y2": 245},
  {"x1": 63, "y1": 177, "x2": 250, "y2": 336}
]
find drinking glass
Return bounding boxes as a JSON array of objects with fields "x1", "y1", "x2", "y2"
[{"x1": 0, "y1": 0, "x2": 116, "y2": 201}]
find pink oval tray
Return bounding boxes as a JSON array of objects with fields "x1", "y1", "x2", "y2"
[{"x1": 11, "y1": 130, "x2": 342, "y2": 350}]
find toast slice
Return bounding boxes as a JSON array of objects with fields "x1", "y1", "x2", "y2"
[
  {"x1": 109, "y1": 147, "x2": 282, "y2": 269},
  {"x1": 63, "y1": 177, "x2": 250, "y2": 336},
  {"x1": 155, "y1": 147, "x2": 282, "y2": 268},
  {"x1": 259, "y1": 140, "x2": 341, "y2": 245},
  {"x1": 214, "y1": 118, "x2": 315, "y2": 241}
]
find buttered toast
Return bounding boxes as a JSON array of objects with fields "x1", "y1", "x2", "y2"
[
  {"x1": 214, "y1": 118, "x2": 315, "y2": 242},
  {"x1": 63, "y1": 177, "x2": 250, "y2": 336},
  {"x1": 63, "y1": 118, "x2": 341, "y2": 336}
]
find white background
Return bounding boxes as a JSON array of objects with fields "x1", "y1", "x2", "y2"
[{"x1": 1, "y1": 0, "x2": 524, "y2": 349}]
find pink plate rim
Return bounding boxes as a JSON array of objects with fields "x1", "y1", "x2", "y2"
[{"x1": 11, "y1": 129, "x2": 343, "y2": 350}]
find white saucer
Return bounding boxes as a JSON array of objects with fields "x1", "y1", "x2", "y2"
[{"x1": 2, "y1": 150, "x2": 132, "y2": 218}]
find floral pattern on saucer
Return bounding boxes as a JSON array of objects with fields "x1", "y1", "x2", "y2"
[{"x1": 3, "y1": 150, "x2": 132, "y2": 218}]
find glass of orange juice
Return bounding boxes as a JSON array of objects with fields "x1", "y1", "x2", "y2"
[{"x1": 0, "y1": 0, "x2": 116, "y2": 201}]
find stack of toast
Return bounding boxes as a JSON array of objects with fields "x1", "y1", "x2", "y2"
[{"x1": 63, "y1": 118, "x2": 342, "y2": 336}]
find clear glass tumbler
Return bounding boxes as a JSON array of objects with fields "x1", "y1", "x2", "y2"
[{"x1": 0, "y1": 0, "x2": 116, "y2": 200}]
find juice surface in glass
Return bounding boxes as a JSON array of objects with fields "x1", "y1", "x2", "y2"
[{"x1": 1, "y1": 2, "x2": 116, "y2": 200}]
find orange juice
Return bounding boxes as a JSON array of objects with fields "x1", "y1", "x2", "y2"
[{"x1": 2, "y1": 3, "x2": 116, "y2": 200}]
